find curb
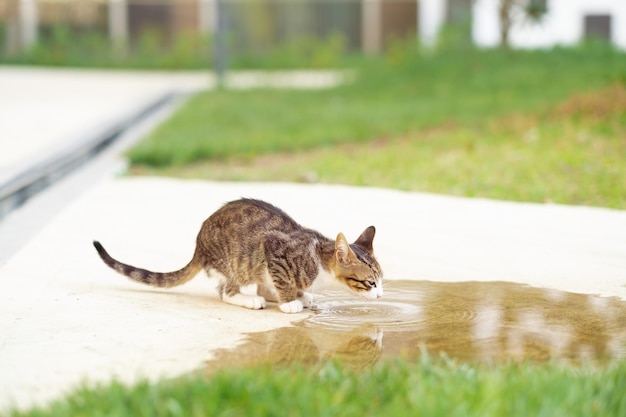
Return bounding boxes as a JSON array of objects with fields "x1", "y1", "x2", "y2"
[{"x1": 0, "y1": 92, "x2": 178, "y2": 221}]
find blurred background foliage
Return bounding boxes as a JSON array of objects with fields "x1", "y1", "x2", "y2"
[
  {"x1": 0, "y1": 22, "x2": 355, "y2": 69},
  {"x1": 1, "y1": 0, "x2": 379, "y2": 69}
]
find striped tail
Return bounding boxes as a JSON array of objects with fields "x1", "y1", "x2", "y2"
[{"x1": 93, "y1": 241, "x2": 201, "y2": 288}]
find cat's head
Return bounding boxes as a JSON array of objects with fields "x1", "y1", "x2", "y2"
[{"x1": 334, "y1": 226, "x2": 383, "y2": 300}]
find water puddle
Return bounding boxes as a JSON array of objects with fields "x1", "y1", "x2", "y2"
[{"x1": 204, "y1": 280, "x2": 626, "y2": 372}]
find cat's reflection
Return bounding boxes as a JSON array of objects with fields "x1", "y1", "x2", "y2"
[{"x1": 204, "y1": 324, "x2": 383, "y2": 373}]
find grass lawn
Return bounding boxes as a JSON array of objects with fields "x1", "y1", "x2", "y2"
[
  {"x1": 8, "y1": 358, "x2": 626, "y2": 417},
  {"x1": 132, "y1": 84, "x2": 626, "y2": 208},
  {"x1": 127, "y1": 45, "x2": 626, "y2": 209}
]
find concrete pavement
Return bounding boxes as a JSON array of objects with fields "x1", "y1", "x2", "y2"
[
  {"x1": 0, "y1": 66, "x2": 208, "y2": 175},
  {"x1": 0, "y1": 67, "x2": 625, "y2": 411}
]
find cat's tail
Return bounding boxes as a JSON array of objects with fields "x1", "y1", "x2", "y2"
[{"x1": 93, "y1": 241, "x2": 202, "y2": 288}]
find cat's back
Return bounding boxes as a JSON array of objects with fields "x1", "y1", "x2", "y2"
[{"x1": 201, "y1": 199, "x2": 302, "y2": 237}]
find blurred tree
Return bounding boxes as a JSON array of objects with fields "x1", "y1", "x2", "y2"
[{"x1": 497, "y1": 0, "x2": 547, "y2": 48}]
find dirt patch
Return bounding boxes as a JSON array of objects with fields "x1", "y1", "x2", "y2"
[{"x1": 553, "y1": 84, "x2": 626, "y2": 121}]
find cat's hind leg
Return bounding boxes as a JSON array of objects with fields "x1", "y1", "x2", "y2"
[
  {"x1": 217, "y1": 277, "x2": 266, "y2": 310},
  {"x1": 223, "y1": 292, "x2": 266, "y2": 310}
]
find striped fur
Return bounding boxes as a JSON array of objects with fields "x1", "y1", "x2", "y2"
[{"x1": 93, "y1": 198, "x2": 382, "y2": 313}]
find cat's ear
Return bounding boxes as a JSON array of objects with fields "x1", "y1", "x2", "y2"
[
  {"x1": 353, "y1": 226, "x2": 376, "y2": 254},
  {"x1": 335, "y1": 232, "x2": 353, "y2": 264}
]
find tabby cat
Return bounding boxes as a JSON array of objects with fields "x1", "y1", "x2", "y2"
[{"x1": 93, "y1": 198, "x2": 383, "y2": 313}]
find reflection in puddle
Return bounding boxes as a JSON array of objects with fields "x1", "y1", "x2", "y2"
[{"x1": 205, "y1": 281, "x2": 626, "y2": 372}]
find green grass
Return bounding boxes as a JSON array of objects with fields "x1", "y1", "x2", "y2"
[
  {"x1": 128, "y1": 45, "x2": 626, "y2": 167},
  {"x1": 132, "y1": 107, "x2": 626, "y2": 208},
  {"x1": 8, "y1": 358, "x2": 626, "y2": 417},
  {"x1": 129, "y1": 45, "x2": 626, "y2": 208}
]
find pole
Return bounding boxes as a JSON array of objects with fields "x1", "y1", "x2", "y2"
[
  {"x1": 214, "y1": 0, "x2": 228, "y2": 89},
  {"x1": 108, "y1": 0, "x2": 128, "y2": 56},
  {"x1": 362, "y1": 0, "x2": 381, "y2": 54},
  {"x1": 19, "y1": 0, "x2": 38, "y2": 52}
]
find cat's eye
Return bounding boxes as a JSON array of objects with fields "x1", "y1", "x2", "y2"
[{"x1": 368, "y1": 280, "x2": 376, "y2": 288}]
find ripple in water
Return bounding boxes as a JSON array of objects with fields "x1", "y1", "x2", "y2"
[
  {"x1": 303, "y1": 280, "x2": 626, "y2": 363},
  {"x1": 310, "y1": 299, "x2": 425, "y2": 331},
  {"x1": 307, "y1": 280, "x2": 483, "y2": 332}
]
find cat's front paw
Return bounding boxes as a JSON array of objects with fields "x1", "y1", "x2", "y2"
[
  {"x1": 279, "y1": 299, "x2": 304, "y2": 313},
  {"x1": 298, "y1": 292, "x2": 314, "y2": 308}
]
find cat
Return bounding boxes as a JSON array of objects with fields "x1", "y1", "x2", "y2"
[{"x1": 93, "y1": 198, "x2": 383, "y2": 313}]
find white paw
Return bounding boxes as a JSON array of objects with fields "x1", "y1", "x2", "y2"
[
  {"x1": 298, "y1": 292, "x2": 314, "y2": 308},
  {"x1": 246, "y1": 295, "x2": 266, "y2": 310},
  {"x1": 279, "y1": 299, "x2": 304, "y2": 313},
  {"x1": 223, "y1": 293, "x2": 266, "y2": 310}
]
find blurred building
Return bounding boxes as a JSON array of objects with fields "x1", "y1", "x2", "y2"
[
  {"x1": 471, "y1": 0, "x2": 626, "y2": 49},
  {"x1": 2, "y1": 0, "x2": 625, "y2": 57},
  {"x1": 1, "y1": 0, "x2": 420, "y2": 55}
]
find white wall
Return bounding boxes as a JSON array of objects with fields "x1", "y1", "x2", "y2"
[
  {"x1": 419, "y1": 0, "x2": 448, "y2": 47},
  {"x1": 472, "y1": 0, "x2": 626, "y2": 50}
]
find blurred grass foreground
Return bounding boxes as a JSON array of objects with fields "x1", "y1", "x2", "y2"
[{"x1": 129, "y1": 44, "x2": 626, "y2": 209}]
